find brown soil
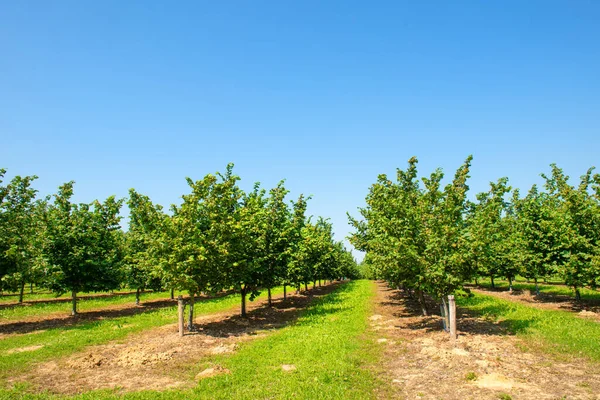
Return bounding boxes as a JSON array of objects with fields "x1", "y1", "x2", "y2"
[
  {"x1": 372, "y1": 281, "x2": 600, "y2": 400},
  {"x1": 10, "y1": 283, "x2": 340, "y2": 395},
  {"x1": 471, "y1": 287, "x2": 600, "y2": 322}
]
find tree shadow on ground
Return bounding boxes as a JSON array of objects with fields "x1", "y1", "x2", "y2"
[
  {"x1": 188, "y1": 282, "x2": 346, "y2": 339},
  {"x1": 378, "y1": 286, "x2": 534, "y2": 336},
  {"x1": 469, "y1": 284, "x2": 600, "y2": 314},
  {"x1": 0, "y1": 290, "x2": 160, "y2": 310},
  {"x1": 0, "y1": 291, "x2": 232, "y2": 335}
]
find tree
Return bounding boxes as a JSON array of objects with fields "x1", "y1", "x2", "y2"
[
  {"x1": 349, "y1": 156, "x2": 474, "y2": 317},
  {"x1": 0, "y1": 172, "x2": 45, "y2": 302},
  {"x1": 465, "y1": 178, "x2": 513, "y2": 289},
  {"x1": 43, "y1": 182, "x2": 124, "y2": 315},
  {"x1": 543, "y1": 165, "x2": 600, "y2": 300},
  {"x1": 514, "y1": 185, "x2": 563, "y2": 294},
  {"x1": 287, "y1": 195, "x2": 310, "y2": 294},
  {"x1": 124, "y1": 189, "x2": 166, "y2": 305},
  {"x1": 257, "y1": 181, "x2": 292, "y2": 306}
]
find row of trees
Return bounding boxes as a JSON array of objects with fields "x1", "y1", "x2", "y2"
[
  {"x1": 0, "y1": 165, "x2": 358, "y2": 319},
  {"x1": 349, "y1": 157, "x2": 600, "y2": 316}
]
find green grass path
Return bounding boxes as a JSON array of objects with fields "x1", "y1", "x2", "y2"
[{"x1": 3, "y1": 280, "x2": 386, "y2": 400}]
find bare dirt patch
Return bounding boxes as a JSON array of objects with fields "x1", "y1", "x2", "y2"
[
  {"x1": 5, "y1": 345, "x2": 44, "y2": 354},
  {"x1": 372, "y1": 281, "x2": 600, "y2": 400},
  {"x1": 10, "y1": 283, "x2": 341, "y2": 395}
]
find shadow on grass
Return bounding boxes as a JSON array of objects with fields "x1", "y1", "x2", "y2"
[
  {"x1": 192, "y1": 282, "x2": 347, "y2": 339},
  {"x1": 377, "y1": 284, "x2": 536, "y2": 336},
  {"x1": 468, "y1": 284, "x2": 600, "y2": 314},
  {"x1": 0, "y1": 290, "x2": 164, "y2": 310},
  {"x1": 0, "y1": 292, "x2": 230, "y2": 335}
]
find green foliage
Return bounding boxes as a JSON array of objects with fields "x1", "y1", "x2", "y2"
[
  {"x1": 351, "y1": 157, "x2": 600, "y2": 318},
  {"x1": 0, "y1": 171, "x2": 45, "y2": 299},
  {"x1": 42, "y1": 182, "x2": 124, "y2": 313},
  {"x1": 465, "y1": 372, "x2": 477, "y2": 381},
  {"x1": 349, "y1": 156, "x2": 474, "y2": 312},
  {"x1": 124, "y1": 190, "x2": 166, "y2": 300}
]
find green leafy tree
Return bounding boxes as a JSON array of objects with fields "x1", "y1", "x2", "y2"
[
  {"x1": 0, "y1": 172, "x2": 45, "y2": 302},
  {"x1": 513, "y1": 185, "x2": 563, "y2": 294},
  {"x1": 43, "y1": 182, "x2": 124, "y2": 315},
  {"x1": 258, "y1": 181, "x2": 292, "y2": 306},
  {"x1": 543, "y1": 165, "x2": 600, "y2": 300},
  {"x1": 124, "y1": 189, "x2": 166, "y2": 305},
  {"x1": 349, "y1": 156, "x2": 473, "y2": 316}
]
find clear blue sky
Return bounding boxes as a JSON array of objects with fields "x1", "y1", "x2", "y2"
[{"x1": 2, "y1": 1, "x2": 599, "y2": 260}]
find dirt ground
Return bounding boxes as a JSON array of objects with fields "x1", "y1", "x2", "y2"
[
  {"x1": 371, "y1": 281, "x2": 600, "y2": 400},
  {"x1": 10, "y1": 283, "x2": 340, "y2": 395},
  {"x1": 471, "y1": 287, "x2": 600, "y2": 322}
]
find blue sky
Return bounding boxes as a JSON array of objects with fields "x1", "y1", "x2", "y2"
[{"x1": 1, "y1": 1, "x2": 599, "y2": 260}]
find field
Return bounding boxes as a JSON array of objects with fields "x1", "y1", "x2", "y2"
[{"x1": 1, "y1": 281, "x2": 599, "y2": 399}]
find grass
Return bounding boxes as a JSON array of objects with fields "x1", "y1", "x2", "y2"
[
  {"x1": 457, "y1": 292, "x2": 600, "y2": 362},
  {"x1": 1, "y1": 280, "x2": 387, "y2": 400},
  {"x1": 475, "y1": 278, "x2": 600, "y2": 302},
  {"x1": 0, "y1": 288, "x2": 143, "y2": 305},
  {"x1": 0, "y1": 288, "x2": 283, "y2": 384},
  {"x1": 0, "y1": 291, "x2": 178, "y2": 321}
]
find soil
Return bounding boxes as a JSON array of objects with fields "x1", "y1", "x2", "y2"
[
  {"x1": 372, "y1": 281, "x2": 600, "y2": 400},
  {"x1": 471, "y1": 287, "x2": 600, "y2": 322},
  {"x1": 9, "y1": 283, "x2": 340, "y2": 395}
]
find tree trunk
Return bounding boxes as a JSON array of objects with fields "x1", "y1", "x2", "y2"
[
  {"x1": 30, "y1": 282, "x2": 33, "y2": 294},
  {"x1": 267, "y1": 287, "x2": 272, "y2": 307},
  {"x1": 71, "y1": 290, "x2": 78, "y2": 316},
  {"x1": 188, "y1": 293, "x2": 195, "y2": 330},
  {"x1": 283, "y1": 285, "x2": 287, "y2": 300},
  {"x1": 296, "y1": 284, "x2": 300, "y2": 294},
  {"x1": 170, "y1": 288, "x2": 174, "y2": 300},
  {"x1": 18, "y1": 281, "x2": 25, "y2": 303},
  {"x1": 508, "y1": 276, "x2": 513, "y2": 293},
  {"x1": 575, "y1": 287, "x2": 582, "y2": 302},
  {"x1": 474, "y1": 277, "x2": 478, "y2": 286},
  {"x1": 135, "y1": 288, "x2": 141, "y2": 305},
  {"x1": 241, "y1": 288, "x2": 247, "y2": 317},
  {"x1": 534, "y1": 278, "x2": 540, "y2": 296},
  {"x1": 417, "y1": 290, "x2": 428, "y2": 316},
  {"x1": 313, "y1": 280, "x2": 316, "y2": 289},
  {"x1": 304, "y1": 283, "x2": 308, "y2": 292},
  {"x1": 490, "y1": 276, "x2": 495, "y2": 289},
  {"x1": 440, "y1": 298, "x2": 449, "y2": 332},
  {"x1": 319, "y1": 279, "x2": 321, "y2": 287}
]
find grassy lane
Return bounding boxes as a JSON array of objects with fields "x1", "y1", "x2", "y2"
[
  {"x1": 0, "y1": 288, "x2": 283, "y2": 384},
  {"x1": 187, "y1": 280, "x2": 381, "y2": 400},
  {"x1": 4, "y1": 280, "x2": 385, "y2": 400},
  {"x1": 457, "y1": 292, "x2": 600, "y2": 362}
]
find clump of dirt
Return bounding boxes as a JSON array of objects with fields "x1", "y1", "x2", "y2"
[
  {"x1": 371, "y1": 282, "x2": 600, "y2": 400},
  {"x1": 5, "y1": 345, "x2": 44, "y2": 354},
  {"x1": 210, "y1": 344, "x2": 237, "y2": 355},
  {"x1": 195, "y1": 365, "x2": 230, "y2": 380}
]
